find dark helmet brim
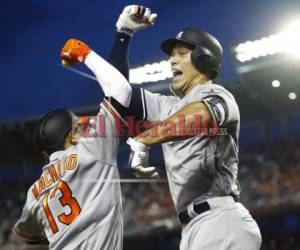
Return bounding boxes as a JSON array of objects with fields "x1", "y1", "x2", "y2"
[{"x1": 161, "y1": 38, "x2": 196, "y2": 56}]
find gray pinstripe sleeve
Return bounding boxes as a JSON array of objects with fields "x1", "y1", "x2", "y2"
[{"x1": 143, "y1": 89, "x2": 179, "y2": 121}]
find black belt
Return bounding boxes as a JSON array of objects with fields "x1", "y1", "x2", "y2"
[
  {"x1": 178, "y1": 196, "x2": 240, "y2": 225},
  {"x1": 178, "y1": 201, "x2": 210, "y2": 225}
]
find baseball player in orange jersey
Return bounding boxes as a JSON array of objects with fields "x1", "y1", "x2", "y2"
[
  {"x1": 12, "y1": 39, "x2": 158, "y2": 249},
  {"x1": 111, "y1": 5, "x2": 262, "y2": 250}
]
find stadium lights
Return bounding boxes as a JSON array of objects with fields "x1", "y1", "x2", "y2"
[
  {"x1": 272, "y1": 80, "x2": 280, "y2": 88},
  {"x1": 288, "y1": 92, "x2": 297, "y2": 100},
  {"x1": 234, "y1": 19, "x2": 300, "y2": 62},
  {"x1": 62, "y1": 60, "x2": 172, "y2": 85},
  {"x1": 129, "y1": 60, "x2": 172, "y2": 84}
]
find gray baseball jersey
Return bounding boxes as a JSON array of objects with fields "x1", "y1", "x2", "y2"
[
  {"x1": 13, "y1": 99, "x2": 124, "y2": 250},
  {"x1": 140, "y1": 83, "x2": 240, "y2": 213}
]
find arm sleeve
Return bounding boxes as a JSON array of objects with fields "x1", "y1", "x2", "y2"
[
  {"x1": 202, "y1": 87, "x2": 240, "y2": 126},
  {"x1": 127, "y1": 88, "x2": 178, "y2": 122},
  {"x1": 12, "y1": 189, "x2": 46, "y2": 243},
  {"x1": 84, "y1": 51, "x2": 132, "y2": 108},
  {"x1": 107, "y1": 32, "x2": 131, "y2": 80}
]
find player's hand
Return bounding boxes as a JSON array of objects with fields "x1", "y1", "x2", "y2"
[
  {"x1": 127, "y1": 138, "x2": 159, "y2": 179},
  {"x1": 116, "y1": 5, "x2": 157, "y2": 36},
  {"x1": 61, "y1": 39, "x2": 91, "y2": 66}
]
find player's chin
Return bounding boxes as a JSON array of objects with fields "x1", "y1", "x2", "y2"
[
  {"x1": 172, "y1": 74, "x2": 182, "y2": 83},
  {"x1": 171, "y1": 80, "x2": 184, "y2": 94},
  {"x1": 71, "y1": 135, "x2": 82, "y2": 145}
]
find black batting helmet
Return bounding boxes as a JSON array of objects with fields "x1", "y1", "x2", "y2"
[
  {"x1": 35, "y1": 109, "x2": 77, "y2": 154},
  {"x1": 161, "y1": 28, "x2": 223, "y2": 79}
]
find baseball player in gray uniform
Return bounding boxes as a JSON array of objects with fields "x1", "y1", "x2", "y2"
[
  {"x1": 112, "y1": 5, "x2": 262, "y2": 250},
  {"x1": 12, "y1": 38, "x2": 158, "y2": 249}
]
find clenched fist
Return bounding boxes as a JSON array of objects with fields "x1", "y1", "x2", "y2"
[{"x1": 116, "y1": 5, "x2": 157, "y2": 36}]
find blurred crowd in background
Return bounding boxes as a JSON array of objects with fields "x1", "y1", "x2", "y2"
[{"x1": 240, "y1": 139, "x2": 300, "y2": 209}]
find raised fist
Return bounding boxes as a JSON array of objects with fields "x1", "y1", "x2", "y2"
[{"x1": 116, "y1": 5, "x2": 157, "y2": 36}]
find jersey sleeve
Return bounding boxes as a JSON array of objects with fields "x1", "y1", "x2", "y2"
[
  {"x1": 201, "y1": 86, "x2": 240, "y2": 126},
  {"x1": 12, "y1": 188, "x2": 46, "y2": 243},
  {"x1": 78, "y1": 98, "x2": 125, "y2": 164},
  {"x1": 127, "y1": 87, "x2": 178, "y2": 122}
]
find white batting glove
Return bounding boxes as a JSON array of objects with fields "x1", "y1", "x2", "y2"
[
  {"x1": 127, "y1": 138, "x2": 159, "y2": 179},
  {"x1": 116, "y1": 5, "x2": 158, "y2": 36}
]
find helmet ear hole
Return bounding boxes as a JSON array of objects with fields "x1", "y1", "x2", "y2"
[
  {"x1": 201, "y1": 55, "x2": 215, "y2": 68},
  {"x1": 191, "y1": 49, "x2": 220, "y2": 79}
]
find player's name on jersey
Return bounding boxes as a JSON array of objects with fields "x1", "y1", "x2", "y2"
[{"x1": 31, "y1": 154, "x2": 78, "y2": 200}]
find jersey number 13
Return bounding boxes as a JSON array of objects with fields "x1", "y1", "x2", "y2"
[{"x1": 42, "y1": 180, "x2": 81, "y2": 233}]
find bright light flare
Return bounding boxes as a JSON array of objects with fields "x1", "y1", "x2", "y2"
[
  {"x1": 129, "y1": 60, "x2": 172, "y2": 84},
  {"x1": 234, "y1": 19, "x2": 300, "y2": 62},
  {"x1": 281, "y1": 20, "x2": 300, "y2": 57},
  {"x1": 272, "y1": 80, "x2": 280, "y2": 88},
  {"x1": 288, "y1": 92, "x2": 297, "y2": 100}
]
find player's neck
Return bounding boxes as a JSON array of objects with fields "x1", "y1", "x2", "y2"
[
  {"x1": 183, "y1": 75, "x2": 210, "y2": 97},
  {"x1": 63, "y1": 130, "x2": 81, "y2": 150}
]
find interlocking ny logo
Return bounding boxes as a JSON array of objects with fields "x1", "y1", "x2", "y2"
[{"x1": 176, "y1": 31, "x2": 183, "y2": 39}]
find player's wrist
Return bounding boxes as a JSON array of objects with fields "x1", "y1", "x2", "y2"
[
  {"x1": 127, "y1": 137, "x2": 148, "y2": 152},
  {"x1": 115, "y1": 31, "x2": 132, "y2": 45},
  {"x1": 116, "y1": 28, "x2": 133, "y2": 37},
  {"x1": 135, "y1": 136, "x2": 148, "y2": 147}
]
